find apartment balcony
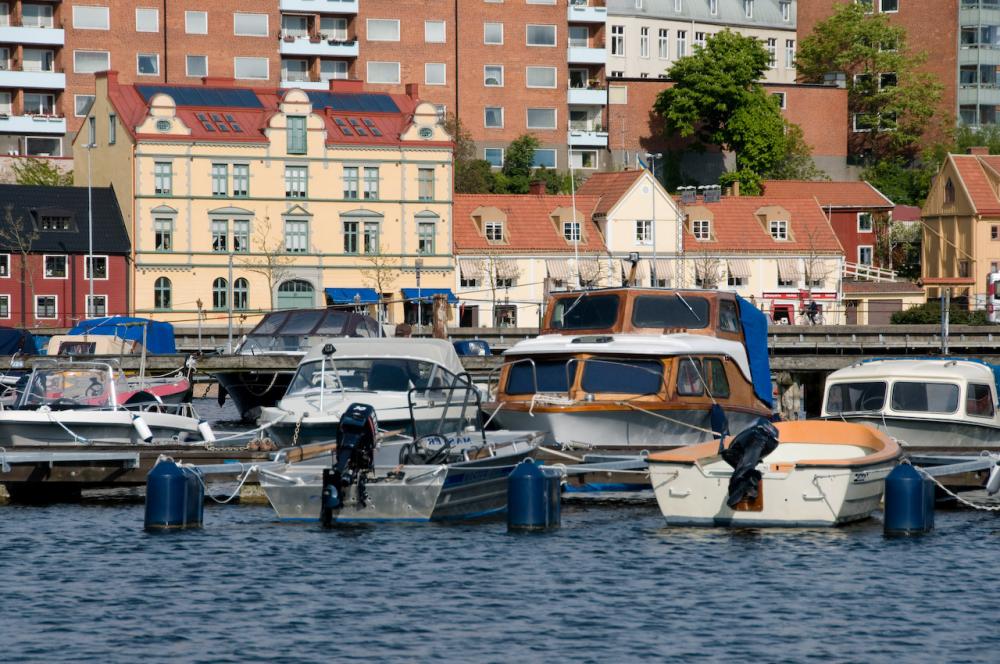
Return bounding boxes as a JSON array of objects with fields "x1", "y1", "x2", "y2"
[
  {"x1": 280, "y1": 77, "x2": 336, "y2": 90},
  {"x1": 961, "y1": 4, "x2": 1000, "y2": 26},
  {"x1": 279, "y1": 35, "x2": 359, "y2": 57},
  {"x1": 568, "y1": 86, "x2": 607, "y2": 105},
  {"x1": 568, "y1": 128, "x2": 608, "y2": 147},
  {"x1": 568, "y1": 46, "x2": 607, "y2": 65},
  {"x1": 959, "y1": 84, "x2": 1000, "y2": 106},
  {"x1": 0, "y1": 25, "x2": 64, "y2": 46},
  {"x1": 0, "y1": 68, "x2": 65, "y2": 89},
  {"x1": 960, "y1": 45, "x2": 1000, "y2": 65},
  {"x1": 567, "y1": 2, "x2": 607, "y2": 23},
  {"x1": 0, "y1": 114, "x2": 65, "y2": 134},
  {"x1": 279, "y1": 0, "x2": 359, "y2": 13}
]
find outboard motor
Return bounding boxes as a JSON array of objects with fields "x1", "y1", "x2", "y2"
[
  {"x1": 320, "y1": 403, "x2": 379, "y2": 527},
  {"x1": 721, "y1": 418, "x2": 780, "y2": 508}
]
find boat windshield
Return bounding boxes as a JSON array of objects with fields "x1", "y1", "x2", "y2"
[
  {"x1": 20, "y1": 367, "x2": 128, "y2": 408},
  {"x1": 580, "y1": 358, "x2": 664, "y2": 395},
  {"x1": 631, "y1": 295, "x2": 710, "y2": 329},
  {"x1": 286, "y1": 358, "x2": 462, "y2": 396},
  {"x1": 890, "y1": 381, "x2": 960, "y2": 414},
  {"x1": 243, "y1": 310, "x2": 352, "y2": 353},
  {"x1": 506, "y1": 358, "x2": 579, "y2": 395},
  {"x1": 825, "y1": 381, "x2": 887, "y2": 414},
  {"x1": 549, "y1": 294, "x2": 619, "y2": 330}
]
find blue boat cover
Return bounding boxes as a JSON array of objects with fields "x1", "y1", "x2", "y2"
[
  {"x1": 737, "y1": 296, "x2": 773, "y2": 408},
  {"x1": 0, "y1": 326, "x2": 37, "y2": 354},
  {"x1": 324, "y1": 287, "x2": 380, "y2": 305},
  {"x1": 401, "y1": 288, "x2": 459, "y2": 304},
  {"x1": 68, "y1": 316, "x2": 177, "y2": 354}
]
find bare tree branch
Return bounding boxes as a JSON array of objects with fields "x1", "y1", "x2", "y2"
[{"x1": 237, "y1": 213, "x2": 295, "y2": 311}]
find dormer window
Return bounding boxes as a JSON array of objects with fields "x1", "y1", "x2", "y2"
[
  {"x1": 945, "y1": 178, "x2": 955, "y2": 204},
  {"x1": 485, "y1": 221, "x2": 504, "y2": 242},
  {"x1": 41, "y1": 215, "x2": 72, "y2": 230},
  {"x1": 692, "y1": 219, "x2": 711, "y2": 241},
  {"x1": 563, "y1": 220, "x2": 580, "y2": 242},
  {"x1": 769, "y1": 219, "x2": 788, "y2": 241}
]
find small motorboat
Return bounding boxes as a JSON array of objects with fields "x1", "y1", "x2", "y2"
[
  {"x1": 647, "y1": 420, "x2": 901, "y2": 527},
  {"x1": 258, "y1": 402, "x2": 542, "y2": 522}
]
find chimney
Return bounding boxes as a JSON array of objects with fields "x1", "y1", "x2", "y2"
[
  {"x1": 968, "y1": 146, "x2": 990, "y2": 156},
  {"x1": 328, "y1": 79, "x2": 365, "y2": 93},
  {"x1": 406, "y1": 83, "x2": 420, "y2": 101},
  {"x1": 529, "y1": 180, "x2": 547, "y2": 195},
  {"x1": 200, "y1": 77, "x2": 237, "y2": 87},
  {"x1": 732, "y1": 180, "x2": 740, "y2": 197}
]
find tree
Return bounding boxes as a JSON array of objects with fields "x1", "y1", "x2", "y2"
[
  {"x1": 500, "y1": 134, "x2": 540, "y2": 194},
  {"x1": 688, "y1": 253, "x2": 724, "y2": 289},
  {"x1": 12, "y1": 158, "x2": 72, "y2": 186},
  {"x1": 359, "y1": 242, "x2": 400, "y2": 323},
  {"x1": 445, "y1": 114, "x2": 497, "y2": 194},
  {"x1": 238, "y1": 213, "x2": 295, "y2": 311},
  {"x1": 796, "y1": 2, "x2": 943, "y2": 163},
  {"x1": 0, "y1": 205, "x2": 39, "y2": 325}
]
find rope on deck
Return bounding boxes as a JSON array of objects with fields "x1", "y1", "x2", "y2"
[{"x1": 913, "y1": 464, "x2": 1000, "y2": 512}]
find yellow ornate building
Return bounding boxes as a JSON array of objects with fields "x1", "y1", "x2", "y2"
[{"x1": 74, "y1": 72, "x2": 454, "y2": 325}]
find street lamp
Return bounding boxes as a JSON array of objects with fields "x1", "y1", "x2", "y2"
[
  {"x1": 645, "y1": 153, "x2": 662, "y2": 288},
  {"x1": 415, "y1": 257, "x2": 424, "y2": 331}
]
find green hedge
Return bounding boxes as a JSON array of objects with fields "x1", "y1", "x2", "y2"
[{"x1": 890, "y1": 301, "x2": 990, "y2": 325}]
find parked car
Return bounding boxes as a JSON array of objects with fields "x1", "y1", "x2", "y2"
[{"x1": 452, "y1": 339, "x2": 491, "y2": 357}]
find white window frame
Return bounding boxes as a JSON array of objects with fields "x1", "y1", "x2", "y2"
[
  {"x1": 186, "y1": 55, "x2": 208, "y2": 78},
  {"x1": 424, "y1": 62, "x2": 446, "y2": 86},
  {"x1": 640, "y1": 27, "x2": 649, "y2": 59},
  {"x1": 611, "y1": 25, "x2": 624, "y2": 56},
  {"x1": 658, "y1": 29, "x2": 669, "y2": 59},
  {"x1": 185, "y1": 10, "x2": 207, "y2": 35},
  {"x1": 233, "y1": 57, "x2": 269, "y2": 80},
  {"x1": 366, "y1": 18, "x2": 401, "y2": 42},
  {"x1": 532, "y1": 149, "x2": 557, "y2": 169},
  {"x1": 84, "y1": 255, "x2": 109, "y2": 280},
  {"x1": 135, "y1": 7, "x2": 159, "y2": 33},
  {"x1": 0, "y1": 294, "x2": 9, "y2": 319},
  {"x1": 484, "y1": 22, "x2": 503, "y2": 45},
  {"x1": 484, "y1": 147, "x2": 504, "y2": 168},
  {"x1": 72, "y1": 6, "x2": 110, "y2": 31},
  {"x1": 0, "y1": 253, "x2": 8, "y2": 278},
  {"x1": 86, "y1": 294, "x2": 107, "y2": 317},
  {"x1": 563, "y1": 220, "x2": 581, "y2": 242},
  {"x1": 366, "y1": 61, "x2": 401, "y2": 84},
  {"x1": 233, "y1": 12, "x2": 268, "y2": 37},
  {"x1": 692, "y1": 219, "x2": 711, "y2": 240},
  {"x1": 424, "y1": 20, "x2": 446, "y2": 43},
  {"x1": 858, "y1": 245, "x2": 874, "y2": 265},
  {"x1": 858, "y1": 212, "x2": 874, "y2": 233},
  {"x1": 34, "y1": 294, "x2": 57, "y2": 320},
  {"x1": 484, "y1": 65, "x2": 504, "y2": 87},
  {"x1": 484, "y1": 106, "x2": 504, "y2": 129},
  {"x1": 43, "y1": 254, "x2": 67, "y2": 280},
  {"x1": 137, "y1": 53, "x2": 160, "y2": 76},
  {"x1": 635, "y1": 220, "x2": 653, "y2": 245},
  {"x1": 526, "y1": 107, "x2": 557, "y2": 130},
  {"x1": 526, "y1": 24, "x2": 557, "y2": 48},
  {"x1": 769, "y1": 219, "x2": 789, "y2": 241},
  {"x1": 73, "y1": 50, "x2": 111, "y2": 75},
  {"x1": 74, "y1": 94, "x2": 95, "y2": 117},
  {"x1": 772, "y1": 92, "x2": 787, "y2": 109},
  {"x1": 485, "y1": 221, "x2": 504, "y2": 242},
  {"x1": 525, "y1": 66, "x2": 557, "y2": 89}
]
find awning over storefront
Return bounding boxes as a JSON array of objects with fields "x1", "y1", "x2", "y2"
[
  {"x1": 401, "y1": 288, "x2": 459, "y2": 303},
  {"x1": 324, "y1": 287, "x2": 381, "y2": 304},
  {"x1": 649, "y1": 258, "x2": 673, "y2": 285},
  {"x1": 458, "y1": 259, "x2": 483, "y2": 280},
  {"x1": 777, "y1": 258, "x2": 802, "y2": 281},
  {"x1": 546, "y1": 258, "x2": 573, "y2": 281},
  {"x1": 726, "y1": 259, "x2": 753, "y2": 279},
  {"x1": 578, "y1": 258, "x2": 601, "y2": 282},
  {"x1": 620, "y1": 258, "x2": 649, "y2": 283},
  {"x1": 494, "y1": 258, "x2": 520, "y2": 279}
]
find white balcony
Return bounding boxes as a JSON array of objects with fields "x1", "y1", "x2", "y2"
[
  {"x1": 279, "y1": 0, "x2": 359, "y2": 13},
  {"x1": 568, "y1": 46, "x2": 607, "y2": 65},
  {"x1": 568, "y1": 129, "x2": 608, "y2": 147},
  {"x1": 279, "y1": 36, "x2": 359, "y2": 57},
  {"x1": 0, "y1": 114, "x2": 65, "y2": 134},
  {"x1": 959, "y1": 84, "x2": 1000, "y2": 106},
  {"x1": 280, "y1": 78, "x2": 334, "y2": 90},
  {"x1": 568, "y1": 87, "x2": 607, "y2": 105},
  {"x1": 0, "y1": 69, "x2": 65, "y2": 89},
  {"x1": 567, "y1": 4, "x2": 607, "y2": 23},
  {"x1": 0, "y1": 25, "x2": 64, "y2": 46}
]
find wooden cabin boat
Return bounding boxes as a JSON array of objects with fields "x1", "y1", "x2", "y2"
[
  {"x1": 482, "y1": 288, "x2": 774, "y2": 451},
  {"x1": 648, "y1": 420, "x2": 901, "y2": 527}
]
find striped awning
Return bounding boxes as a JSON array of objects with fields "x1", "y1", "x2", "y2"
[
  {"x1": 578, "y1": 258, "x2": 601, "y2": 281},
  {"x1": 649, "y1": 259, "x2": 673, "y2": 285},
  {"x1": 494, "y1": 258, "x2": 520, "y2": 279},
  {"x1": 546, "y1": 258, "x2": 573, "y2": 281},
  {"x1": 620, "y1": 258, "x2": 648, "y2": 284},
  {"x1": 458, "y1": 259, "x2": 483, "y2": 280},
  {"x1": 726, "y1": 258, "x2": 753, "y2": 279},
  {"x1": 777, "y1": 258, "x2": 802, "y2": 280}
]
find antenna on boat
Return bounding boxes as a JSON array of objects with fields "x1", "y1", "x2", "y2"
[{"x1": 320, "y1": 343, "x2": 336, "y2": 413}]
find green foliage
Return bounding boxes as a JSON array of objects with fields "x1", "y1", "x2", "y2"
[
  {"x1": 455, "y1": 159, "x2": 496, "y2": 195},
  {"x1": 768, "y1": 124, "x2": 830, "y2": 182},
  {"x1": 796, "y1": 2, "x2": 943, "y2": 162},
  {"x1": 502, "y1": 134, "x2": 540, "y2": 181},
  {"x1": 891, "y1": 301, "x2": 988, "y2": 325},
  {"x1": 888, "y1": 222, "x2": 921, "y2": 280},
  {"x1": 860, "y1": 157, "x2": 936, "y2": 206},
  {"x1": 12, "y1": 158, "x2": 72, "y2": 186}
]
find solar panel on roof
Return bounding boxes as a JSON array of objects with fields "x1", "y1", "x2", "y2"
[
  {"x1": 305, "y1": 91, "x2": 399, "y2": 114},
  {"x1": 136, "y1": 85, "x2": 263, "y2": 109}
]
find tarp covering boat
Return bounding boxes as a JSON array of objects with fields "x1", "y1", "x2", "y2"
[
  {"x1": 737, "y1": 295, "x2": 773, "y2": 408},
  {"x1": 0, "y1": 326, "x2": 37, "y2": 354},
  {"x1": 68, "y1": 317, "x2": 177, "y2": 354}
]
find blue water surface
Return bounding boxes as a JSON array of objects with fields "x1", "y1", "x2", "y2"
[{"x1": 3, "y1": 498, "x2": 1000, "y2": 664}]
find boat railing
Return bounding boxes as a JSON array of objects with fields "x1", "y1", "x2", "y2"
[
  {"x1": 487, "y1": 357, "x2": 539, "y2": 400},
  {"x1": 407, "y1": 372, "x2": 487, "y2": 445}
]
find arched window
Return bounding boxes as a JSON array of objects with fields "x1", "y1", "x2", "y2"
[
  {"x1": 233, "y1": 278, "x2": 249, "y2": 310},
  {"x1": 276, "y1": 279, "x2": 315, "y2": 309},
  {"x1": 154, "y1": 277, "x2": 171, "y2": 309},
  {"x1": 212, "y1": 277, "x2": 228, "y2": 310}
]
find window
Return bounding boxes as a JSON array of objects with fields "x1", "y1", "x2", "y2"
[
  {"x1": 418, "y1": 223, "x2": 435, "y2": 255},
  {"x1": 640, "y1": 27, "x2": 649, "y2": 58},
  {"x1": 967, "y1": 383, "x2": 995, "y2": 418},
  {"x1": 35, "y1": 295, "x2": 56, "y2": 319},
  {"x1": 826, "y1": 381, "x2": 886, "y2": 414},
  {"x1": 568, "y1": 25, "x2": 588, "y2": 48},
  {"x1": 485, "y1": 107, "x2": 503, "y2": 128},
  {"x1": 24, "y1": 48, "x2": 54, "y2": 72},
  {"x1": 880, "y1": 0, "x2": 898, "y2": 12},
  {"x1": 744, "y1": 0, "x2": 753, "y2": 18},
  {"x1": 74, "y1": 51, "x2": 110, "y2": 74},
  {"x1": 570, "y1": 150, "x2": 598, "y2": 169},
  {"x1": 40, "y1": 214, "x2": 71, "y2": 231},
  {"x1": 960, "y1": 260, "x2": 971, "y2": 278},
  {"x1": 677, "y1": 30, "x2": 687, "y2": 57},
  {"x1": 0, "y1": 254, "x2": 8, "y2": 277},
  {"x1": 993, "y1": 225, "x2": 1000, "y2": 241},
  {"x1": 24, "y1": 93, "x2": 54, "y2": 114},
  {"x1": 153, "y1": 162, "x2": 172, "y2": 195},
  {"x1": 211, "y1": 220, "x2": 228, "y2": 252},
  {"x1": 418, "y1": 168, "x2": 434, "y2": 201},
  {"x1": 367, "y1": 18, "x2": 400, "y2": 41},
  {"x1": 186, "y1": 55, "x2": 208, "y2": 78},
  {"x1": 233, "y1": 278, "x2": 249, "y2": 310},
  {"x1": 285, "y1": 165, "x2": 308, "y2": 198},
  {"x1": 563, "y1": 220, "x2": 581, "y2": 242},
  {"x1": 772, "y1": 92, "x2": 786, "y2": 109},
  {"x1": 211, "y1": 163, "x2": 227, "y2": 196},
  {"x1": 232, "y1": 164, "x2": 249, "y2": 197},
  {"x1": 858, "y1": 212, "x2": 873, "y2": 232},
  {"x1": 75, "y1": 95, "x2": 95, "y2": 117},
  {"x1": 484, "y1": 22, "x2": 503, "y2": 45},
  {"x1": 636, "y1": 220, "x2": 652, "y2": 244},
  {"x1": 84, "y1": 256, "x2": 107, "y2": 280},
  {"x1": 858, "y1": 245, "x2": 873, "y2": 265},
  {"x1": 611, "y1": 25, "x2": 624, "y2": 56},
  {"x1": 320, "y1": 16, "x2": 347, "y2": 41},
  {"x1": 693, "y1": 219, "x2": 711, "y2": 240},
  {"x1": 154, "y1": 277, "x2": 171, "y2": 309},
  {"x1": 321, "y1": 60, "x2": 348, "y2": 81},
  {"x1": 367, "y1": 61, "x2": 400, "y2": 84},
  {"x1": 154, "y1": 218, "x2": 173, "y2": 251},
  {"x1": 728, "y1": 272, "x2": 746, "y2": 287},
  {"x1": 363, "y1": 222, "x2": 379, "y2": 254},
  {"x1": 780, "y1": 1, "x2": 791, "y2": 20},
  {"x1": 363, "y1": 167, "x2": 379, "y2": 200},
  {"x1": 108, "y1": 114, "x2": 116, "y2": 144},
  {"x1": 526, "y1": 25, "x2": 556, "y2": 47},
  {"x1": 425, "y1": 20, "x2": 445, "y2": 43},
  {"x1": 212, "y1": 277, "x2": 228, "y2": 310},
  {"x1": 73, "y1": 6, "x2": 108, "y2": 30},
  {"x1": 703, "y1": 358, "x2": 730, "y2": 399},
  {"x1": 285, "y1": 220, "x2": 308, "y2": 253},
  {"x1": 425, "y1": 63, "x2": 446, "y2": 86},
  {"x1": 532, "y1": 150, "x2": 557, "y2": 168},
  {"x1": 485, "y1": 221, "x2": 504, "y2": 242},
  {"x1": 234, "y1": 57, "x2": 268, "y2": 80},
  {"x1": 658, "y1": 29, "x2": 669, "y2": 58},
  {"x1": 769, "y1": 219, "x2": 788, "y2": 241},
  {"x1": 233, "y1": 220, "x2": 250, "y2": 253},
  {"x1": 44, "y1": 255, "x2": 67, "y2": 278},
  {"x1": 186, "y1": 11, "x2": 207, "y2": 34},
  {"x1": 891, "y1": 382, "x2": 959, "y2": 414},
  {"x1": 785, "y1": 40, "x2": 795, "y2": 68},
  {"x1": 527, "y1": 108, "x2": 556, "y2": 129},
  {"x1": 766, "y1": 38, "x2": 776, "y2": 69},
  {"x1": 526, "y1": 66, "x2": 556, "y2": 88},
  {"x1": 137, "y1": 53, "x2": 159, "y2": 76},
  {"x1": 287, "y1": 115, "x2": 307, "y2": 154},
  {"x1": 506, "y1": 359, "x2": 578, "y2": 395},
  {"x1": 87, "y1": 117, "x2": 96, "y2": 146},
  {"x1": 945, "y1": 178, "x2": 955, "y2": 204},
  {"x1": 484, "y1": 148, "x2": 504, "y2": 167},
  {"x1": 581, "y1": 359, "x2": 664, "y2": 396},
  {"x1": 344, "y1": 221, "x2": 359, "y2": 253},
  {"x1": 234, "y1": 13, "x2": 268, "y2": 37},
  {"x1": 710, "y1": 0, "x2": 719, "y2": 15},
  {"x1": 136, "y1": 8, "x2": 158, "y2": 32},
  {"x1": 484, "y1": 65, "x2": 503, "y2": 87},
  {"x1": 0, "y1": 294, "x2": 8, "y2": 319},
  {"x1": 676, "y1": 358, "x2": 704, "y2": 396},
  {"x1": 343, "y1": 166, "x2": 359, "y2": 199}
]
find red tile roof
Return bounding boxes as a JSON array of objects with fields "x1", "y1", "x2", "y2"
[
  {"x1": 842, "y1": 279, "x2": 923, "y2": 294},
  {"x1": 950, "y1": 155, "x2": 1000, "y2": 214},
  {"x1": 892, "y1": 205, "x2": 921, "y2": 222},
  {"x1": 576, "y1": 170, "x2": 645, "y2": 217},
  {"x1": 761, "y1": 180, "x2": 894, "y2": 208},
  {"x1": 453, "y1": 194, "x2": 605, "y2": 253},
  {"x1": 679, "y1": 196, "x2": 843, "y2": 253}
]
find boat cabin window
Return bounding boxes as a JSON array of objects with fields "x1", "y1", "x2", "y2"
[
  {"x1": 56, "y1": 341, "x2": 97, "y2": 355},
  {"x1": 314, "y1": 310, "x2": 349, "y2": 336},
  {"x1": 675, "y1": 357, "x2": 730, "y2": 398},
  {"x1": 287, "y1": 358, "x2": 461, "y2": 396},
  {"x1": 580, "y1": 358, "x2": 664, "y2": 395},
  {"x1": 549, "y1": 294, "x2": 620, "y2": 330},
  {"x1": 20, "y1": 367, "x2": 128, "y2": 408},
  {"x1": 966, "y1": 383, "x2": 995, "y2": 418},
  {"x1": 825, "y1": 381, "x2": 887, "y2": 413},
  {"x1": 280, "y1": 310, "x2": 326, "y2": 335},
  {"x1": 703, "y1": 358, "x2": 730, "y2": 398},
  {"x1": 718, "y1": 300, "x2": 739, "y2": 333},
  {"x1": 890, "y1": 381, "x2": 959, "y2": 414},
  {"x1": 251, "y1": 312, "x2": 290, "y2": 336},
  {"x1": 632, "y1": 295, "x2": 710, "y2": 329},
  {"x1": 505, "y1": 359, "x2": 578, "y2": 395}
]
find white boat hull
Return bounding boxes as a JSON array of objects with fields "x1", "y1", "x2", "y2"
[
  {"x1": 0, "y1": 409, "x2": 205, "y2": 446},
  {"x1": 825, "y1": 414, "x2": 1000, "y2": 451}
]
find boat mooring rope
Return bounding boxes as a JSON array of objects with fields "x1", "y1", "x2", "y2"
[
  {"x1": 187, "y1": 465, "x2": 257, "y2": 504},
  {"x1": 615, "y1": 402, "x2": 719, "y2": 436},
  {"x1": 911, "y1": 463, "x2": 1000, "y2": 512}
]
